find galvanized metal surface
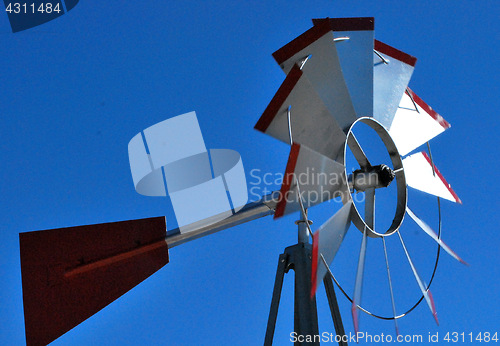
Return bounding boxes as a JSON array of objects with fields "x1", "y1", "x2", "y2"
[
  {"x1": 373, "y1": 40, "x2": 416, "y2": 130},
  {"x1": 274, "y1": 143, "x2": 347, "y2": 219},
  {"x1": 265, "y1": 242, "x2": 319, "y2": 346},
  {"x1": 312, "y1": 18, "x2": 374, "y2": 119},
  {"x1": 389, "y1": 89, "x2": 450, "y2": 156},
  {"x1": 255, "y1": 64, "x2": 347, "y2": 162},
  {"x1": 166, "y1": 192, "x2": 278, "y2": 248}
]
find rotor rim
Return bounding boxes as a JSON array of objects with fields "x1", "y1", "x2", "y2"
[{"x1": 342, "y1": 117, "x2": 407, "y2": 238}]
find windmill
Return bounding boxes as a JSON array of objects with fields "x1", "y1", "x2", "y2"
[{"x1": 19, "y1": 17, "x2": 466, "y2": 345}]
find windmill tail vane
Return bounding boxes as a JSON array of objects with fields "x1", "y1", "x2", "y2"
[
  {"x1": 19, "y1": 192, "x2": 279, "y2": 346},
  {"x1": 19, "y1": 16, "x2": 466, "y2": 346}
]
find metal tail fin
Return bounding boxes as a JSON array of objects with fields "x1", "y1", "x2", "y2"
[{"x1": 20, "y1": 217, "x2": 168, "y2": 346}]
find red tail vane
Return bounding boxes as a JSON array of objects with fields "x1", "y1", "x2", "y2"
[{"x1": 20, "y1": 216, "x2": 168, "y2": 346}]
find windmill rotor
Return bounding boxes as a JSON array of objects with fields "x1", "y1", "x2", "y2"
[{"x1": 255, "y1": 16, "x2": 466, "y2": 336}]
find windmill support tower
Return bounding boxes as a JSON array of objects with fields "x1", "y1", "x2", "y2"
[{"x1": 264, "y1": 214, "x2": 348, "y2": 346}]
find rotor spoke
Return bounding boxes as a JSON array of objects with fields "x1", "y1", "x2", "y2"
[
  {"x1": 347, "y1": 133, "x2": 371, "y2": 170},
  {"x1": 285, "y1": 105, "x2": 312, "y2": 236},
  {"x1": 397, "y1": 230, "x2": 439, "y2": 325},
  {"x1": 407, "y1": 208, "x2": 468, "y2": 265},
  {"x1": 364, "y1": 187, "x2": 375, "y2": 229},
  {"x1": 352, "y1": 226, "x2": 368, "y2": 336},
  {"x1": 382, "y1": 237, "x2": 399, "y2": 336}
]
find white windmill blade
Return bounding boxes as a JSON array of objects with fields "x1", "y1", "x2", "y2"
[
  {"x1": 402, "y1": 151, "x2": 462, "y2": 203},
  {"x1": 352, "y1": 226, "x2": 368, "y2": 336},
  {"x1": 274, "y1": 143, "x2": 347, "y2": 218},
  {"x1": 397, "y1": 231, "x2": 439, "y2": 325},
  {"x1": 390, "y1": 88, "x2": 451, "y2": 156},
  {"x1": 297, "y1": 36, "x2": 357, "y2": 132},
  {"x1": 272, "y1": 21, "x2": 355, "y2": 132},
  {"x1": 312, "y1": 17, "x2": 375, "y2": 118},
  {"x1": 310, "y1": 201, "x2": 353, "y2": 298},
  {"x1": 373, "y1": 40, "x2": 417, "y2": 130},
  {"x1": 406, "y1": 208, "x2": 468, "y2": 265},
  {"x1": 254, "y1": 65, "x2": 347, "y2": 162}
]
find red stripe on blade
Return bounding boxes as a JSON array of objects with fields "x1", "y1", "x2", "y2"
[
  {"x1": 374, "y1": 40, "x2": 417, "y2": 67},
  {"x1": 254, "y1": 65, "x2": 303, "y2": 133},
  {"x1": 310, "y1": 231, "x2": 320, "y2": 299},
  {"x1": 274, "y1": 143, "x2": 300, "y2": 218},
  {"x1": 312, "y1": 17, "x2": 374, "y2": 31},
  {"x1": 352, "y1": 303, "x2": 360, "y2": 336},
  {"x1": 20, "y1": 216, "x2": 168, "y2": 346},
  {"x1": 407, "y1": 88, "x2": 451, "y2": 129},
  {"x1": 272, "y1": 20, "x2": 331, "y2": 66},
  {"x1": 421, "y1": 152, "x2": 462, "y2": 204},
  {"x1": 427, "y1": 289, "x2": 439, "y2": 325}
]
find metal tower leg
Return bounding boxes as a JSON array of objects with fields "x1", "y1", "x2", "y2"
[
  {"x1": 293, "y1": 243, "x2": 319, "y2": 343},
  {"x1": 264, "y1": 243, "x2": 320, "y2": 345},
  {"x1": 265, "y1": 252, "x2": 288, "y2": 345},
  {"x1": 323, "y1": 275, "x2": 348, "y2": 346}
]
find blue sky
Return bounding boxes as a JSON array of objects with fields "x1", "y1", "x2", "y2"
[{"x1": 1, "y1": 1, "x2": 499, "y2": 345}]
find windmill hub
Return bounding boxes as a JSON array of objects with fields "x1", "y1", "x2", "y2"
[{"x1": 350, "y1": 164, "x2": 395, "y2": 192}]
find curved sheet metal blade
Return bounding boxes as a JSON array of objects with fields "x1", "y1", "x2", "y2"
[
  {"x1": 397, "y1": 230, "x2": 439, "y2": 325},
  {"x1": 373, "y1": 40, "x2": 417, "y2": 130},
  {"x1": 20, "y1": 217, "x2": 168, "y2": 346},
  {"x1": 312, "y1": 17, "x2": 375, "y2": 118},
  {"x1": 274, "y1": 143, "x2": 348, "y2": 218},
  {"x1": 406, "y1": 208, "x2": 468, "y2": 265},
  {"x1": 402, "y1": 151, "x2": 462, "y2": 203},
  {"x1": 390, "y1": 88, "x2": 451, "y2": 156},
  {"x1": 352, "y1": 226, "x2": 368, "y2": 336},
  {"x1": 310, "y1": 201, "x2": 353, "y2": 298},
  {"x1": 382, "y1": 237, "x2": 400, "y2": 336},
  {"x1": 272, "y1": 19, "x2": 371, "y2": 131},
  {"x1": 298, "y1": 37, "x2": 357, "y2": 132},
  {"x1": 255, "y1": 65, "x2": 347, "y2": 162}
]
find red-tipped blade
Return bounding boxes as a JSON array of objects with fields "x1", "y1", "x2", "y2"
[
  {"x1": 397, "y1": 230, "x2": 439, "y2": 325},
  {"x1": 373, "y1": 40, "x2": 416, "y2": 131},
  {"x1": 310, "y1": 201, "x2": 352, "y2": 298},
  {"x1": 274, "y1": 143, "x2": 347, "y2": 219},
  {"x1": 406, "y1": 208, "x2": 468, "y2": 265},
  {"x1": 402, "y1": 151, "x2": 462, "y2": 204},
  {"x1": 390, "y1": 88, "x2": 450, "y2": 156},
  {"x1": 20, "y1": 216, "x2": 168, "y2": 346}
]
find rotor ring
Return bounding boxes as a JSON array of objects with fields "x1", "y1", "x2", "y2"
[{"x1": 340, "y1": 117, "x2": 407, "y2": 238}]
